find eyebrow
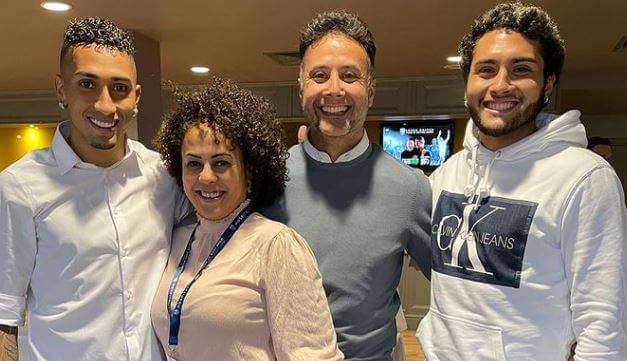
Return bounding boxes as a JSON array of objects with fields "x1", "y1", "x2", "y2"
[
  {"x1": 308, "y1": 64, "x2": 362, "y2": 72},
  {"x1": 73, "y1": 72, "x2": 132, "y2": 82},
  {"x1": 474, "y1": 57, "x2": 539, "y2": 66},
  {"x1": 183, "y1": 152, "x2": 232, "y2": 159}
]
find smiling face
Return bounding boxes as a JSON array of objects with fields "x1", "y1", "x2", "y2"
[
  {"x1": 299, "y1": 33, "x2": 374, "y2": 141},
  {"x1": 465, "y1": 29, "x2": 555, "y2": 150},
  {"x1": 55, "y1": 45, "x2": 141, "y2": 166},
  {"x1": 406, "y1": 138, "x2": 415, "y2": 151},
  {"x1": 181, "y1": 123, "x2": 248, "y2": 221}
]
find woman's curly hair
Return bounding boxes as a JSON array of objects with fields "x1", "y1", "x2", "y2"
[{"x1": 154, "y1": 77, "x2": 288, "y2": 208}]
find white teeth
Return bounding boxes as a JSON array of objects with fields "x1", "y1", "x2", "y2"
[
  {"x1": 88, "y1": 116, "x2": 116, "y2": 129},
  {"x1": 486, "y1": 102, "x2": 516, "y2": 111},
  {"x1": 200, "y1": 191, "x2": 222, "y2": 199},
  {"x1": 321, "y1": 105, "x2": 348, "y2": 114}
]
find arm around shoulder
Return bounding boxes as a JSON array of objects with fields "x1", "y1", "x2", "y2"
[{"x1": 405, "y1": 172, "x2": 433, "y2": 280}]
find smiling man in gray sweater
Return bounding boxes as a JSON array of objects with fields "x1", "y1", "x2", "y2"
[{"x1": 262, "y1": 10, "x2": 432, "y2": 361}]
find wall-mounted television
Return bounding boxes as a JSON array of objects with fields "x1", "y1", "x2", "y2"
[{"x1": 381, "y1": 121, "x2": 455, "y2": 172}]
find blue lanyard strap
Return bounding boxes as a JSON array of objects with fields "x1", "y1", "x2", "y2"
[{"x1": 167, "y1": 204, "x2": 252, "y2": 349}]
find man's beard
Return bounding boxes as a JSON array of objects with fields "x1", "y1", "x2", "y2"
[
  {"x1": 469, "y1": 89, "x2": 546, "y2": 138},
  {"x1": 91, "y1": 140, "x2": 116, "y2": 150}
]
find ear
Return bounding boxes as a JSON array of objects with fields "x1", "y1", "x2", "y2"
[
  {"x1": 55, "y1": 74, "x2": 66, "y2": 106},
  {"x1": 367, "y1": 78, "x2": 376, "y2": 108},
  {"x1": 134, "y1": 84, "x2": 142, "y2": 107},
  {"x1": 297, "y1": 78, "x2": 304, "y2": 102},
  {"x1": 544, "y1": 74, "x2": 556, "y2": 97}
]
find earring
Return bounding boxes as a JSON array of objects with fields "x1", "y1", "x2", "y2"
[
  {"x1": 247, "y1": 181, "x2": 252, "y2": 194},
  {"x1": 132, "y1": 107, "x2": 139, "y2": 118},
  {"x1": 463, "y1": 99, "x2": 468, "y2": 108},
  {"x1": 543, "y1": 94, "x2": 550, "y2": 105},
  {"x1": 58, "y1": 101, "x2": 66, "y2": 110}
]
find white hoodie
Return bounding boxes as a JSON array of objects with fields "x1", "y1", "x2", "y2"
[{"x1": 417, "y1": 110, "x2": 627, "y2": 361}]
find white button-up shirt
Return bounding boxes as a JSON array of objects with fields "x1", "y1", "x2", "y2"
[{"x1": 0, "y1": 122, "x2": 186, "y2": 361}]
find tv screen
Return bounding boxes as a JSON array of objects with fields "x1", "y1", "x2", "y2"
[{"x1": 381, "y1": 121, "x2": 454, "y2": 172}]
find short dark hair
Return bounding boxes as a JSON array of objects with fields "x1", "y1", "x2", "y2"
[
  {"x1": 587, "y1": 136, "x2": 612, "y2": 149},
  {"x1": 300, "y1": 10, "x2": 376, "y2": 72},
  {"x1": 60, "y1": 17, "x2": 135, "y2": 68},
  {"x1": 154, "y1": 77, "x2": 288, "y2": 208},
  {"x1": 459, "y1": 2, "x2": 565, "y2": 84}
]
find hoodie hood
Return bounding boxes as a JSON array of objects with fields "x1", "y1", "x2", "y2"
[{"x1": 462, "y1": 110, "x2": 586, "y2": 209}]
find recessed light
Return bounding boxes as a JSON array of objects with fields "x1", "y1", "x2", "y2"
[
  {"x1": 190, "y1": 66, "x2": 210, "y2": 74},
  {"x1": 446, "y1": 56, "x2": 462, "y2": 63},
  {"x1": 40, "y1": 1, "x2": 73, "y2": 12}
]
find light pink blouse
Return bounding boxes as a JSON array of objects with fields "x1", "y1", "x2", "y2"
[{"x1": 151, "y1": 202, "x2": 343, "y2": 361}]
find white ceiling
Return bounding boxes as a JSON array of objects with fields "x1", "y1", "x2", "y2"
[{"x1": 1, "y1": 0, "x2": 626, "y2": 112}]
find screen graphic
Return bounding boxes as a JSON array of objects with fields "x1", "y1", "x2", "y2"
[{"x1": 381, "y1": 122, "x2": 454, "y2": 172}]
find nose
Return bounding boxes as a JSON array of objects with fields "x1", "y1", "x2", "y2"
[
  {"x1": 198, "y1": 163, "x2": 217, "y2": 183},
  {"x1": 323, "y1": 72, "x2": 345, "y2": 97},
  {"x1": 490, "y1": 68, "x2": 514, "y2": 94},
  {"x1": 94, "y1": 87, "x2": 117, "y2": 115}
]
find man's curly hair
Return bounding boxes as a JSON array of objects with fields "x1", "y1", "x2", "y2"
[
  {"x1": 60, "y1": 17, "x2": 135, "y2": 67},
  {"x1": 459, "y1": 2, "x2": 565, "y2": 84},
  {"x1": 299, "y1": 10, "x2": 376, "y2": 79},
  {"x1": 154, "y1": 77, "x2": 288, "y2": 209}
]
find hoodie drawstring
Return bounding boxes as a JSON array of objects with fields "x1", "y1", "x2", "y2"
[
  {"x1": 473, "y1": 153, "x2": 498, "y2": 210},
  {"x1": 464, "y1": 145, "x2": 479, "y2": 199},
  {"x1": 465, "y1": 146, "x2": 500, "y2": 210}
]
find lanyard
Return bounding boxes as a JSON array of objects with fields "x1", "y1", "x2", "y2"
[{"x1": 167, "y1": 204, "x2": 252, "y2": 349}]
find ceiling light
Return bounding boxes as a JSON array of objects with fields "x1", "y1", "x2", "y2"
[
  {"x1": 40, "y1": 1, "x2": 73, "y2": 11},
  {"x1": 190, "y1": 66, "x2": 210, "y2": 74},
  {"x1": 447, "y1": 56, "x2": 462, "y2": 63}
]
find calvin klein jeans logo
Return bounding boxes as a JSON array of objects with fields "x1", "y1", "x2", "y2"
[
  {"x1": 436, "y1": 203, "x2": 508, "y2": 275},
  {"x1": 432, "y1": 191, "x2": 538, "y2": 288}
]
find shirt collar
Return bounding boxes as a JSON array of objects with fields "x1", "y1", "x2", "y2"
[
  {"x1": 51, "y1": 121, "x2": 140, "y2": 174},
  {"x1": 302, "y1": 130, "x2": 370, "y2": 163}
]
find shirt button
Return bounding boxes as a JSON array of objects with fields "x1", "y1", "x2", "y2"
[{"x1": 125, "y1": 290, "x2": 132, "y2": 300}]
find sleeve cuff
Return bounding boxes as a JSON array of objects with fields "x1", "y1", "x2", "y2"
[{"x1": 0, "y1": 293, "x2": 26, "y2": 326}]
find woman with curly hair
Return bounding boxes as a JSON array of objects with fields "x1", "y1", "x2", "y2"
[{"x1": 151, "y1": 77, "x2": 343, "y2": 361}]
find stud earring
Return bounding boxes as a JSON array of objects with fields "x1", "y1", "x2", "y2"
[{"x1": 58, "y1": 101, "x2": 66, "y2": 110}]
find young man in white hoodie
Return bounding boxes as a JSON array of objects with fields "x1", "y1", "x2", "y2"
[{"x1": 417, "y1": 3, "x2": 626, "y2": 360}]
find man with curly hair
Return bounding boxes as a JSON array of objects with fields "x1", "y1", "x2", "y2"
[
  {"x1": 263, "y1": 10, "x2": 432, "y2": 360},
  {"x1": 0, "y1": 18, "x2": 185, "y2": 361},
  {"x1": 418, "y1": 3, "x2": 626, "y2": 360}
]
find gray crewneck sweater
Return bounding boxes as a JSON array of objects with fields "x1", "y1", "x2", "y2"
[{"x1": 262, "y1": 143, "x2": 431, "y2": 360}]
